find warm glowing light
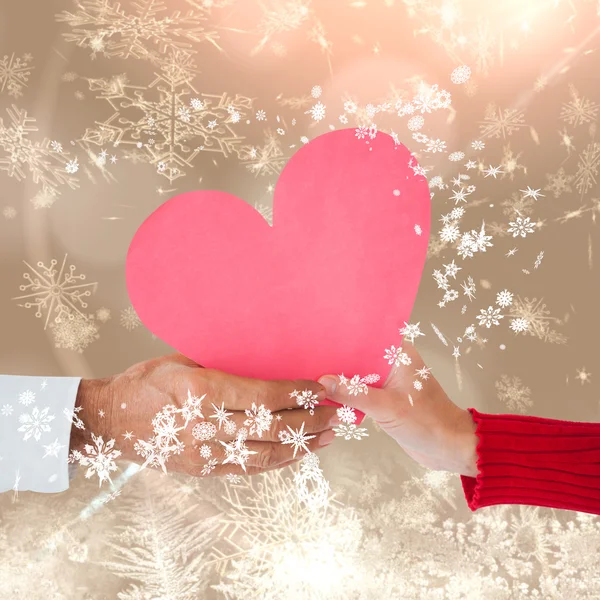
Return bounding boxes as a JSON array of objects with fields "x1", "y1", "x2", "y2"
[{"x1": 440, "y1": 1, "x2": 460, "y2": 28}]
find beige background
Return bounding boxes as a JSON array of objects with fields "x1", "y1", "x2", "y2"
[{"x1": 1, "y1": 0, "x2": 599, "y2": 598}]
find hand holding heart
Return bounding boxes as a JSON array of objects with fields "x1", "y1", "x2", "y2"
[
  {"x1": 72, "y1": 354, "x2": 340, "y2": 478},
  {"x1": 319, "y1": 342, "x2": 479, "y2": 478}
]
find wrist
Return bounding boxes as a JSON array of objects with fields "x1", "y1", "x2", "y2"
[
  {"x1": 70, "y1": 377, "x2": 113, "y2": 453},
  {"x1": 455, "y1": 409, "x2": 479, "y2": 478}
]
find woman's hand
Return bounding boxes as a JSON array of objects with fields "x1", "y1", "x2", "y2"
[
  {"x1": 318, "y1": 343, "x2": 480, "y2": 477},
  {"x1": 72, "y1": 353, "x2": 338, "y2": 478}
]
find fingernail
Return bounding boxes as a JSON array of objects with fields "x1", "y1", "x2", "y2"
[
  {"x1": 318, "y1": 376, "x2": 337, "y2": 396},
  {"x1": 328, "y1": 414, "x2": 341, "y2": 427},
  {"x1": 318, "y1": 429, "x2": 335, "y2": 446}
]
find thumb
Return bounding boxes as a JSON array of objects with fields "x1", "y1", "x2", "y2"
[{"x1": 317, "y1": 375, "x2": 395, "y2": 422}]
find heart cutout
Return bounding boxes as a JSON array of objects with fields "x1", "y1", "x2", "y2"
[{"x1": 126, "y1": 128, "x2": 430, "y2": 423}]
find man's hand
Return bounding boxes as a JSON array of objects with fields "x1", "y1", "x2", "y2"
[
  {"x1": 71, "y1": 354, "x2": 338, "y2": 478},
  {"x1": 318, "y1": 343, "x2": 479, "y2": 478}
]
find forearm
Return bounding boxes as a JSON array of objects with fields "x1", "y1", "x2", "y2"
[
  {"x1": 459, "y1": 408, "x2": 600, "y2": 516},
  {"x1": 454, "y1": 409, "x2": 479, "y2": 478},
  {"x1": 0, "y1": 375, "x2": 81, "y2": 494}
]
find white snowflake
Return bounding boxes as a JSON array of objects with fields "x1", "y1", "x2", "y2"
[
  {"x1": 219, "y1": 435, "x2": 257, "y2": 472},
  {"x1": 440, "y1": 223, "x2": 460, "y2": 242},
  {"x1": 202, "y1": 458, "x2": 219, "y2": 476},
  {"x1": 57, "y1": 1, "x2": 220, "y2": 60},
  {"x1": 42, "y1": 438, "x2": 66, "y2": 458},
  {"x1": 18, "y1": 389, "x2": 36, "y2": 406},
  {"x1": 0, "y1": 106, "x2": 78, "y2": 201},
  {"x1": 384, "y1": 345, "x2": 411, "y2": 367},
  {"x1": 1, "y1": 404, "x2": 14, "y2": 416},
  {"x1": 181, "y1": 389, "x2": 204, "y2": 423},
  {"x1": 362, "y1": 373, "x2": 380, "y2": 384},
  {"x1": 290, "y1": 389, "x2": 320, "y2": 416},
  {"x1": 0, "y1": 53, "x2": 33, "y2": 98},
  {"x1": 64, "y1": 405, "x2": 85, "y2": 430},
  {"x1": 199, "y1": 444, "x2": 212, "y2": 459},
  {"x1": 120, "y1": 306, "x2": 141, "y2": 331},
  {"x1": 408, "y1": 115, "x2": 424, "y2": 131},
  {"x1": 333, "y1": 423, "x2": 369, "y2": 440},
  {"x1": 415, "y1": 366, "x2": 431, "y2": 380},
  {"x1": 476, "y1": 306, "x2": 504, "y2": 328},
  {"x1": 510, "y1": 317, "x2": 530, "y2": 333},
  {"x1": 306, "y1": 102, "x2": 326, "y2": 121},
  {"x1": 450, "y1": 65, "x2": 471, "y2": 85},
  {"x1": 496, "y1": 289, "x2": 514, "y2": 308},
  {"x1": 426, "y1": 138, "x2": 446, "y2": 153},
  {"x1": 223, "y1": 419, "x2": 237, "y2": 436},
  {"x1": 399, "y1": 321, "x2": 425, "y2": 343},
  {"x1": 192, "y1": 421, "x2": 217, "y2": 441},
  {"x1": 17, "y1": 406, "x2": 55, "y2": 441},
  {"x1": 72, "y1": 433, "x2": 121, "y2": 486},
  {"x1": 65, "y1": 158, "x2": 79, "y2": 174},
  {"x1": 336, "y1": 405, "x2": 357, "y2": 424},
  {"x1": 134, "y1": 403, "x2": 188, "y2": 474},
  {"x1": 243, "y1": 402, "x2": 273, "y2": 438},
  {"x1": 508, "y1": 216, "x2": 536, "y2": 238},
  {"x1": 339, "y1": 374, "x2": 368, "y2": 396},
  {"x1": 278, "y1": 422, "x2": 316, "y2": 458},
  {"x1": 294, "y1": 452, "x2": 330, "y2": 511},
  {"x1": 210, "y1": 401, "x2": 234, "y2": 430},
  {"x1": 344, "y1": 100, "x2": 357, "y2": 113},
  {"x1": 178, "y1": 106, "x2": 191, "y2": 122}
]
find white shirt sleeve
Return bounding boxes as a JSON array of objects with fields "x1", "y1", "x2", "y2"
[{"x1": 0, "y1": 375, "x2": 81, "y2": 494}]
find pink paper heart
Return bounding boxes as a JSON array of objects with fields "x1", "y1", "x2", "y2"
[{"x1": 126, "y1": 128, "x2": 430, "y2": 423}]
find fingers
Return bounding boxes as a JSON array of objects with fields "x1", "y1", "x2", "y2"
[
  {"x1": 197, "y1": 368, "x2": 328, "y2": 413},
  {"x1": 317, "y1": 374, "x2": 395, "y2": 422},
  {"x1": 213, "y1": 405, "x2": 339, "y2": 442},
  {"x1": 187, "y1": 428, "x2": 335, "y2": 476}
]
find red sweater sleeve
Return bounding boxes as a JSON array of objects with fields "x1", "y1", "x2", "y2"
[{"x1": 460, "y1": 407, "x2": 600, "y2": 516}]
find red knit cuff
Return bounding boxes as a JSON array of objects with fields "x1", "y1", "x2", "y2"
[{"x1": 460, "y1": 408, "x2": 600, "y2": 516}]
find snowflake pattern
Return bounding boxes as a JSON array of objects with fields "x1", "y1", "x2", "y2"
[
  {"x1": 81, "y1": 65, "x2": 252, "y2": 182},
  {"x1": 479, "y1": 103, "x2": 526, "y2": 139},
  {"x1": 333, "y1": 423, "x2": 369, "y2": 440},
  {"x1": 338, "y1": 373, "x2": 379, "y2": 396},
  {"x1": 243, "y1": 402, "x2": 273, "y2": 437},
  {"x1": 290, "y1": 389, "x2": 320, "y2": 416},
  {"x1": 219, "y1": 433, "x2": 257, "y2": 472},
  {"x1": 50, "y1": 313, "x2": 100, "y2": 353},
  {"x1": 18, "y1": 390, "x2": 36, "y2": 406},
  {"x1": 0, "y1": 53, "x2": 33, "y2": 98},
  {"x1": 278, "y1": 422, "x2": 316, "y2": 458},
  {"x1": 560, "y1": 84, "x2": 599, "y2": 127},
  {"x1": 0, "y1": 105, "x2": 78, "y2": 199},
  {"x1": 17, "y1": 406, "x2": 55, "y2": 442},
  {"x1": 495, "y1": 374, "x2": 533, "y2": 413},
  {"x1": 3, "y1": 6, "x2": 600, "y2": 598},
  {"x1": 384, "y1": 345, "x2": 412, "y2": 367},
  {"x1": 57, "y1": 0, "x2": 222, "y2": 61},
  {"x1": 13, "y1": 255, "x2": 97, "y2": 329},
  {"x1": 70, "y1": 432, "x2": 121, "y2": 486}
]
